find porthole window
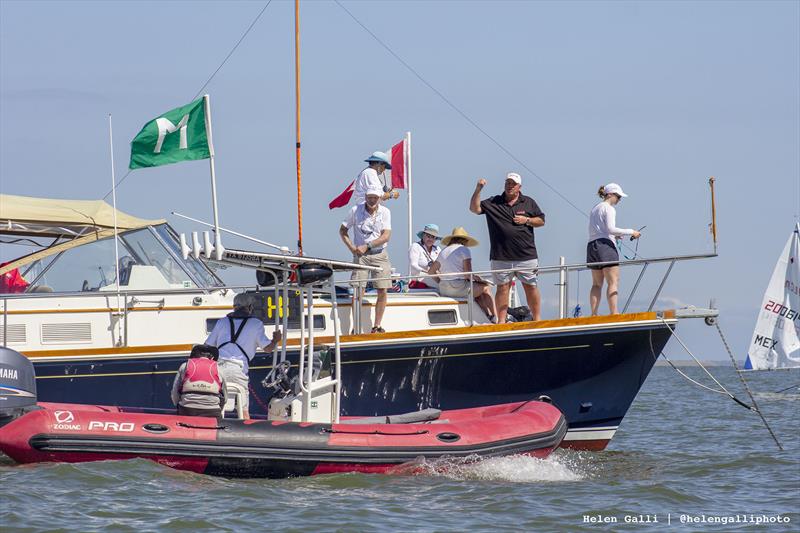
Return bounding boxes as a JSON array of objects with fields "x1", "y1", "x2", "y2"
[{"x1": 428, "y1": 309, "x2": 457, "y2": 326}]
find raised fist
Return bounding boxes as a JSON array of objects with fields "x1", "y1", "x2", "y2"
[{"x1": 477, "y1": 178, "x2": 487, "y2": 188}]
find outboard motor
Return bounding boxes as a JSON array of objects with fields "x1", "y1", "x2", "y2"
[{"x1": 0, "y1": 347, "x2": 37, "y2": 420}]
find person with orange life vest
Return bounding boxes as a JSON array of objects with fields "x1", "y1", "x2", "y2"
[
  {"x1": 205, "y1": 293, "x2": 282, "y2": 419},
  {"x1": 170, "y1": 344, "x2": 228, "y2": 418}
]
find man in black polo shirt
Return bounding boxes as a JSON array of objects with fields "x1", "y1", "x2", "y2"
[{"x1": 469, "y1": 172, "x2": 545, "y2": 322}]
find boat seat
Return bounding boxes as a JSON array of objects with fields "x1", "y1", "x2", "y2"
[
  {"x1": 340, "y1": 408, "x2": 442, "y2": 425},
  {"x1": 223, "y1": 384, "x2": 246, "y2": 419}
]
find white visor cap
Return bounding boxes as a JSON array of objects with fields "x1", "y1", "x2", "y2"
[
  {"x1": 603, "y1": 182, "x2": 628, "y2": 198},
  {"x1": 506, "y1": 172, "x2": 522, "y2": 185}
]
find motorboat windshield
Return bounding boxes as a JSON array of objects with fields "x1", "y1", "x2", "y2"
[{"x1": 3, "y1": 224, "x2": 221, "y2": 293}]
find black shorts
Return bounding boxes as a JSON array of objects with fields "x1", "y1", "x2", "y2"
[{"x1": 586, "y1": 238, "x2": 619, "y2": 270}]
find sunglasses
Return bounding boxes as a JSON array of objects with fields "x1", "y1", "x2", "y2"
[{"x1": 422, "y1": 233, "x2": 436, "y2": 239}]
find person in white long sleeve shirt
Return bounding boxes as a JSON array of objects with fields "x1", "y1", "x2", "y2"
[
  {"x1": 353, "y1": 151, "x2": 400, "y2": 205},
  {"x1": 408, "y1": 223, "x2": 441, "y2": 289},
  {"x1": 586, "y1": 183, "x2": 641, "y2": 315}
]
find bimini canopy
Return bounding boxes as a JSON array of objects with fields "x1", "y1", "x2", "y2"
[{"x1": 0, "y1": 194, "x2": 164, "y2": 239}]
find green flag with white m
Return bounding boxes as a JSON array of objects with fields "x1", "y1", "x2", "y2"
[{"x1": 129, "y1": 98, "x2": 210, "y2": 169}]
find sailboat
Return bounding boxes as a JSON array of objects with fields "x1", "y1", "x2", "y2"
[{"x1": 744, "y1": 223, "x2": 800, "y2": 370}]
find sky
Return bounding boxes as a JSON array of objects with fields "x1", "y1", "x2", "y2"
[{"x1": 1, "y1": 0, "x2": 798, "y2": 360}]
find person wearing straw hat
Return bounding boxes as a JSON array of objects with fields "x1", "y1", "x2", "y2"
[
  {"x1": 587, "y1": 182, "x2": 641, "y2": 315},
  {"x1": 470, "y1": 172, "x2": 545, "y2": 323},
  {"x1": 340, "y1": 185, "x2": 393, "y2": 333},
  {"x1": 430, "y1": 227, "x2": 497, "y2": 323},
  {"x1": 353, "y1": 151, "x2": 400, "y2": 205},
  {"x1": 408, "y1": 223, "x2": 442, "y2": 289}
]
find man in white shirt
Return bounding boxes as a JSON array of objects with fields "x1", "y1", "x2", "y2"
[
  {"x1": 339, "y1": 185, "x2": 393, "y2": 333},
  {"x1": 353, "y1": 151, "x2": 400, "y2": 205},
  {"x1": 205, "y1": 293, "x2": 282, "y2": 419}
]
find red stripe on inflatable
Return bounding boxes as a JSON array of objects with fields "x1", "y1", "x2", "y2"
[{"x1": 311, "y1": 463, "x2": 397, "y2": 475}]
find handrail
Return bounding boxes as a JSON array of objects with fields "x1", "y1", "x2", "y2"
[
  {"x1": 0, "y1": 285, "x2": 258, "y2": 302},
  {"x1": 336, "y1": 252, "x2": 717, "y2": 286},
  {"x1": 330, "y1": 251, "x2": 717, "y2": 325}
]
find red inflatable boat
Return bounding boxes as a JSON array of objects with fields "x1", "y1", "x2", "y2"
[
  {"x1": 0, "y1": 343, "x2": 566, "y2": 478},
  {"x1": 0, "y1": 400, "x2": 565, "y2": 478}
]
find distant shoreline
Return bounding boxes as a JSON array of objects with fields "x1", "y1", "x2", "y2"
[{"x1": 655, "y1": 359, "x2": 733, "y2": 367}]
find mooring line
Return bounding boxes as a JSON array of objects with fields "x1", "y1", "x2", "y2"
[
  {"x1": 651, "y1": 320, "x2": 783, "y2": 451},
  {"x1": 714, "y1": 321, "x2": 784, "y2": 451}
]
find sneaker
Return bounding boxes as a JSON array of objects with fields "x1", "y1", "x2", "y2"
[
  {"x1": 488, "y1": 315, "x2": 498, "y2": 324},
  {"x1": 371, "y1": 326, "x2": 385, "y2": 333}
]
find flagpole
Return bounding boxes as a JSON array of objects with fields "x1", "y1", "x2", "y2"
[
  {"x1": 294, "y1": 0, "x2": 304, "y2": 255},
  {"x1": 203, "y1": 94, "x2": 224, "y2": 260},
  {"x1": 107, "y1": 114, "x2": 122, "y2": 346},
  {"x1": 406, "y1": 131, "x2": 412, "y2": 252}
]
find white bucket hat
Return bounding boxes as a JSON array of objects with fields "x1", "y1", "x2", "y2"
[
  {"x1": 365, "y1": 185, "x2": 384, "y2": 198},
  {"x1": 603, "y1": 183, "x2": 628, "y2": 198}
]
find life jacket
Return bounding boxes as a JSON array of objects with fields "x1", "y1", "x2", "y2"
[
  {"x1": 218, "y1": 317, "x2": 251, "y2": 360},
  {"x1": 179, "y1": 357, "x2": 222, "y2": 396}
]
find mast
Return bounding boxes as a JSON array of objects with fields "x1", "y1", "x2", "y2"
[{"x1": 294, "y1": 0, "x2": 303, "y2": 255}]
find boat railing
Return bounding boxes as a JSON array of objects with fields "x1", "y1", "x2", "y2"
[
  {"x1": 340, "y1": 252, "x2": 716, "y2": 331},
  {"x1": 1, "y1": 252, "x2": 716, "y2": 343}
]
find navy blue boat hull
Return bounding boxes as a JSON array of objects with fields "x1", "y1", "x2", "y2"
[{"x1": 30, "y1": 318, "x2": 673, "y2": 449}]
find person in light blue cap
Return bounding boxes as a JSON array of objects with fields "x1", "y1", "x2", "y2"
[
  {"x1": 353, "y1": 151, "x2": 400, "y2": 205},
  {"x1": 408, "y1": 223, "x2": 442, "y2": 289}
]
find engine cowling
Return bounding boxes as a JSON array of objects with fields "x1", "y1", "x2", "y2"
[{"x1": 0, "y1": 347, "x2": 37, "y2": 417}]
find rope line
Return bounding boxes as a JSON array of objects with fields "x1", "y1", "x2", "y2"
[
  {"x1": 103, "y1": 1, "x2": 274, "y2": 200},
  {"x1": 651, "y1": 319, "x2": 783, "y2": 451},
  {"x1": 192, "y1": 1, "x2": 274, "y2": 101},
  {"x1": 660, "y1": 318, "x2": 741, "y2": 398},
  {"x1": 648, "y1": 330, "x2": 730, "y2": 396},
  {"x1": 715, "y1": 321, "x2": 784, "y2": 451},
  {"x1": 333, "y1": 0, "x2": 586, "y2": 218},
  {"x1": 334, "y1": 0, "x2": 646, "y2": 260}
]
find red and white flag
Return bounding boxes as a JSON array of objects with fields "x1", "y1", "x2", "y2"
[
  {"x1": 328, "y1": 179, "x2": 355, "y2": 209},
  {"x1": 389, "y1": 138, "x2": 406, "y2": 190},
  {"x1": 328, "y1": 135, "x2": 409, "y2": 209}
]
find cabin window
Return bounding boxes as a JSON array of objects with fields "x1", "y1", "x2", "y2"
[
  {"x1": 26, "y1": 237, "x2": 127, "y2": 293},
  {"x1": 120, "y1": 228, "x2": 197, "y2": 289},
  {"x1": 288, "y1": 314, "x2": 326, "y2": 331},
  {"x1": 428, "y1": 309, "x2": 457, "y2": 325}
]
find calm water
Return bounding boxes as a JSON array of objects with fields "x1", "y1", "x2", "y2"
[{"x1": 1, "y1": 366, "x2": 798, "y2": 532}]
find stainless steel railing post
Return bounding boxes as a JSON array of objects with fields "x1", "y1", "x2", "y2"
[
  {"x1": 622, "y1": 263, "x2": 648, "y2": 314},
  {"x1": 648, "y1": 260, "x2": 676, "y2": 311},
  {"x1": 558, "y1": 256, "x2": 567, "y2": 319},
  {"x1": 468, "y1": 272, "x2": 474, "y2": 326}
]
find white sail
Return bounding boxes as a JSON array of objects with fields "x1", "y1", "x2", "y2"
[{"x1": 744, "y1": 223, "x2": 800, "y2": 370}]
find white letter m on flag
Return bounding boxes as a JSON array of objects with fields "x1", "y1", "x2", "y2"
[{"x1": 154, "y1": 114, "x2": 189, "y2": 153}]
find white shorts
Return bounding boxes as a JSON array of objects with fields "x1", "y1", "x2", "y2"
[
  {"x1": 439, "y1": 279, "x2": 471, "y2": 298},
  {"x1": 218, "y1": 359, "x2": 249, "y2": 413},
  {"x1": 491, "y1": 258, "x2": 539, "y2": 286}
]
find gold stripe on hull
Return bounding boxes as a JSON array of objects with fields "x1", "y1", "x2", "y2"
[{"x1": 22, "y1": 311, "x2": 672, "y2": 360}]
